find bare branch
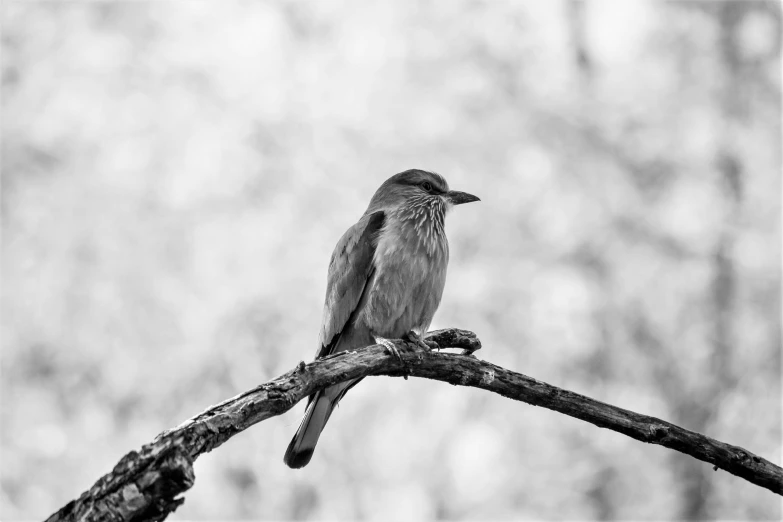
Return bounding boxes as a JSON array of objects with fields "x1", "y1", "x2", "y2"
[{"x1": 46, "y1": 328, "x2": 782, "y2": 521}]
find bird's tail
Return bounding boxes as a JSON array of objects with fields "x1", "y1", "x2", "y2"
[
  {"x1": 284, "y1": 391, "x2": 332, "y2": 468},
  {"x1": 284, "y1": 381, "x2": 356, "y2": 469}
]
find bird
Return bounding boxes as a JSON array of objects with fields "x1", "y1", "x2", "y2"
[{"x1": 283, "y1": 169, "x2": 479, "y2": 469}]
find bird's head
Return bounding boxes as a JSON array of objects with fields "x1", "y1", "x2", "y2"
[{"x1": 366, "y1": 169, "x2": 480, "y2": 215}]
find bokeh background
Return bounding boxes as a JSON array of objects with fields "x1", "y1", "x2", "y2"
[{"x1": 2, "y1": 0, "x2": 781, "y2": 520}]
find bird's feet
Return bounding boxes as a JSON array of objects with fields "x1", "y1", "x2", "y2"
[
  {"x1": 403, "y1": 330, "x2": 438, "y2": 352},
  {"x1": 376, "y1": 336, "x2": 405, "y2": 361}
]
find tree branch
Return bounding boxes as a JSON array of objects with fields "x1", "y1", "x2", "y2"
[{"x1": 46, "y1": 328, "x2": 782, "y2": 521}]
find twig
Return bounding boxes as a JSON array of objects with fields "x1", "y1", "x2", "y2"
[{"x1": 45, "y1": 328, "x2": 782, "y2": 521}]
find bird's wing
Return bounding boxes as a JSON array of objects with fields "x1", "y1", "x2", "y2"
[{"x1": 315, "y1": 210, "x2": 385, "y2": 359}]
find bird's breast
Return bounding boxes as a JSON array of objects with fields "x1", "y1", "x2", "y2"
[{"x1": 361, "y1": 215, "x2": 449, "y2": 338}]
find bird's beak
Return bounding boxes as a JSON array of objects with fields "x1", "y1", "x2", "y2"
[{"x1": 446, "y1": 190, "x2": 480, "y2": 205}]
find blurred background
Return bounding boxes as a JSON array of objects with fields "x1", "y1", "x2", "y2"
[{"x1": 2, "y1": 0, "x2": 781, "y2": 520}]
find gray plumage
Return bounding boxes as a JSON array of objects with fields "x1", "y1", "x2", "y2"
[{"x1": 284, "y1": 169, "x2": 479, "y2": 468}]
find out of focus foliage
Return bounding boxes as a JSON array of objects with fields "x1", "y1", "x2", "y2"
[{"x1": 2, "y1": 1, "x2": 780, "y2": 520}]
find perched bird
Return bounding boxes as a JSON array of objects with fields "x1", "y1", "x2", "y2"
[{"x1": 284, "y1": 169, "x2": 479, "y2": 468}]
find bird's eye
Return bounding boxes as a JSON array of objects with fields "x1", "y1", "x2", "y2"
[{"x1": 421, "y1": 181, "x2": 433, "y2": 192}]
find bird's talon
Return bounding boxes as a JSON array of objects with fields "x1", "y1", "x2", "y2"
[
  {"x1": 379, "y1": 338, "x2": 404, "y2": 361},
  {"x1": 404, "y1": 331, "x2": 434, "y2": 352}
]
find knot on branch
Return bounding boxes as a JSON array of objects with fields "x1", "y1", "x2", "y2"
[
  {"x1": 648, "y1": 424, "x2": 670, "y2": 442},
  {"x1": 733, "y1": 450, "x2": 750, "y2": 463}
]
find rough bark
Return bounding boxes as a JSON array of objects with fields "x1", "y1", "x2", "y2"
[{"x1": 46, "y1": 328, "x2": 782, "y2": 522}]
